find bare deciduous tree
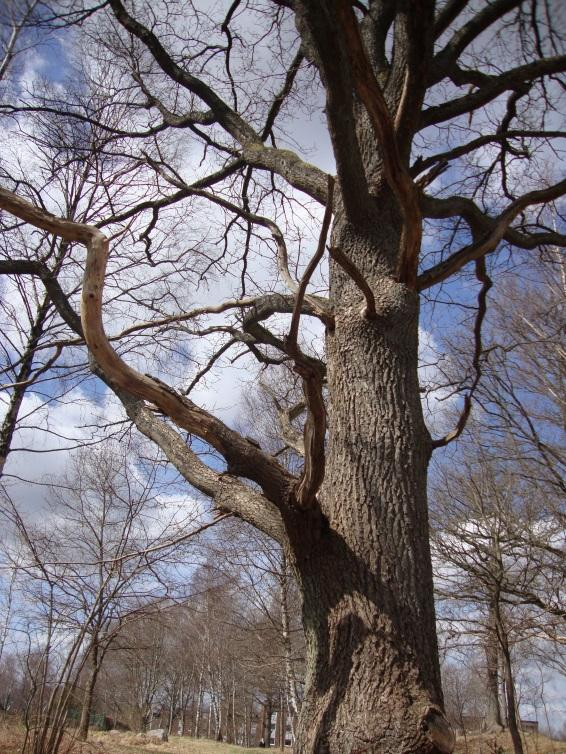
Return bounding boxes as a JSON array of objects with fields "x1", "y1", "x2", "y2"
[
  {"x1": 432, "y1": 456, "x2": 565, "y2": 754},
  {"x1": 0, "y1": 439, "x2": 209, "y2": 753},
  {"x1": 1, "y1": 3, "x2": 565, "y2": 752}
]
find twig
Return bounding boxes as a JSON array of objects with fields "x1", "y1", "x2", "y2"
[
  {"x1": 328, "y1": 244, "x2": 376, "y2": 318},
  {"x1": 185, "y1": 338, "x2": 237, "y2": 394},
  {"x1": 287, "y1": 176, "x2": 334, "y2": 351},
  {"x1": 432, "y1": 257, "x2": 492, "y2": 448}
]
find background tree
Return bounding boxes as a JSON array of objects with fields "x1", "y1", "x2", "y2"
[
  {"x1": 477, "y1": 249, "x2": 566, "y2": 504},
  {"x1": 441, "y1": 659, "x2": 489, "y2": 735},
  {"x1": 431, "y1": 455, "x2": 565, "y2": 754},
  {"x1": 430, "y1": 243, "x2": 565, "y2": 738},
  {"x1": 0, "y1": 438, "x2": 208, "y2": 753},
  {"x1": 1, "y1": 2, "x2": 566, "y2": 753}
]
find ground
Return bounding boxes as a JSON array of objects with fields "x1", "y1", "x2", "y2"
[{"x1": 0, "y1": 717, "x2": 564, "y2": 754}]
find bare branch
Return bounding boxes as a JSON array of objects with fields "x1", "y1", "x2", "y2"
[
  {"x1": 335, "y1": 0, "x2": 423, "y2": 289},
  {"x1": 431, "y1": 0, "x2": 522, "y2": 83},
  {"x1": 277, "y1": 404, "x2": 306, "y2": 457},
  {"x1": 0, "y1": 259, "x2": 83, "y2": 335},
  {"x1": 328, "y1": 244, "x2": 376, "y2": 319},
  {"x1": 432, "y1": 257, "x2": 492, "y2": 449},
  {"x1": 184, "y1": 338, "x2": 237, "y2": 395},
  {"x1": 422, "y1": 55, "x2": 566, "y2": 128},
  {"x1": 0, "y1": 187, "x2": 294, "y2": 508},
  {"x1": 433, "y1": 0, "x2": 469, "y2": 40},
  {"x1": 121, "y1": 396, "x2": 286, "y2": 544},
  {"x1": 261, "y1": 48, "x2": 304, "y2": 141},
  {"x1": 411, "y1": 131, "x2": 566, "y2": 177},
  {"x1": 418, "y1": 178, "x2": 566, "y2": 290},
  {"x1": 107, "y1": 0, "x2": 330, "y2": 204}
]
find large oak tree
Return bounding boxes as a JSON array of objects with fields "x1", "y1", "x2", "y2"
[{"x1": 0, "y1": 2, "x2": 565, "y2": 753}]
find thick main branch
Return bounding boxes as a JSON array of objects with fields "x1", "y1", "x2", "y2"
[{"x1": 0, "y1": 187, "x2": 294, "y2": 508}]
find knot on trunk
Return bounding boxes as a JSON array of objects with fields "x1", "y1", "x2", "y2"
[
  {"x1": 420, "y1": 705, "x2": 455, "y2": 754},
  {"x1": 371, "y1": 276, "x2": 418, "y2": 322}
]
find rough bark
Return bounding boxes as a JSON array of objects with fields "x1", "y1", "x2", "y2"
[{"x1": 282, "y1": 218, "x2": 452, "y2": 754}]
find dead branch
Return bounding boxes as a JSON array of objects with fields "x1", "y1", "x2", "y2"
[{"x1": 336, "y1": 0, "x2": 422, "y2": 289}]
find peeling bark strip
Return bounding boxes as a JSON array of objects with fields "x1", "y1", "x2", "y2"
[
  {"x1": 286, "y1": 176, "x2": 334, "y2": 508},
  {"x1": 335, "y1": 0, "x2": 423, "y2": 289}
]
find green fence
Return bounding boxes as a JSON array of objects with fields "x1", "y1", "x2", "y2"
[{"x1": 67, "y1": 708, "x2": 109, "y2": 731}]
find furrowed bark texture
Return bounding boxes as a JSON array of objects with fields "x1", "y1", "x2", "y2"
[
  {"x1": 280, "y1": 4, "x2": 454, "y2": 746},
  {"x1": 285, "y1": 213, "x2": 450, "y2": 754}
]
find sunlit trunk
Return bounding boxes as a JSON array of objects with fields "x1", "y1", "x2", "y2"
[{"x1": 288, "y1": 223, "x2": 453, "y2": 754}]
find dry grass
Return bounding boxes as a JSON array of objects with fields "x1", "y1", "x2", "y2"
[
  {"x1": 0, "y1": 714, "x2": 23, "y2": 754},
  {"x1": 86, "y1": 730, "x2": 566, "y2": 754},
  {"x1": 1, "y1": 716, "x2": 564, "y2": 754},
  {"x1": 454, "y1": 730, "x2": 566, "y2": 754},
  {"x1": 0, "y1": 719, "x2": 267, "y2": 754},
  {"x1": 0, "y1": 715, "x2": 107, "y2": 754},
  {"x1": 88, "y1": 732, "x2": 267, "y2": 754}
]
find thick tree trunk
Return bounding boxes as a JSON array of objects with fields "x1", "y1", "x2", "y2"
[
  {"x1": 492, "y1": 591, "x2": 522, "y2": 754},
  {"x1": 168, "y1": 696, "x2": 175, "y2": 738},
  {"x1": 503, "y1": 658, "x2": 523, "y2": 754},
  {"x1": 178, "y1": 685, "x2": 185, "y2": 736},
  {"x1": 485, "y1": 603, "x2": 502, "y2": 731},
  {"x1": 264, "y1": 696, "x2": 273, "y2": 746},
  {"x1": 77, "y1": 667, "x2": 97, "y2": 741},
  {"x1": 280, "y1": 552, "x2": 301, "y2": 722},
  {"x1": 287, "y1": 224, "x2": 453, "y2": 754},
  {"x1": 498, "y1": 621, "x2": 523, "y2": 754},
  {"x1": 194, "y1": 667, "x2": 203, "y2": 737},
  {"x1": 78, "y1": 642, "x2": 100, "y2": 741},
  {"x1": 279, "y1": 695, "x2": 286, "y2": 751}
]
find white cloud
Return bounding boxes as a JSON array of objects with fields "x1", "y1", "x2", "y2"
[
  {"x1": 1, "y1": 387, "x2": 122, "y2": 512},
  {"x1": 419, "y1": 326, "x2": 460, "y2": 436}
]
